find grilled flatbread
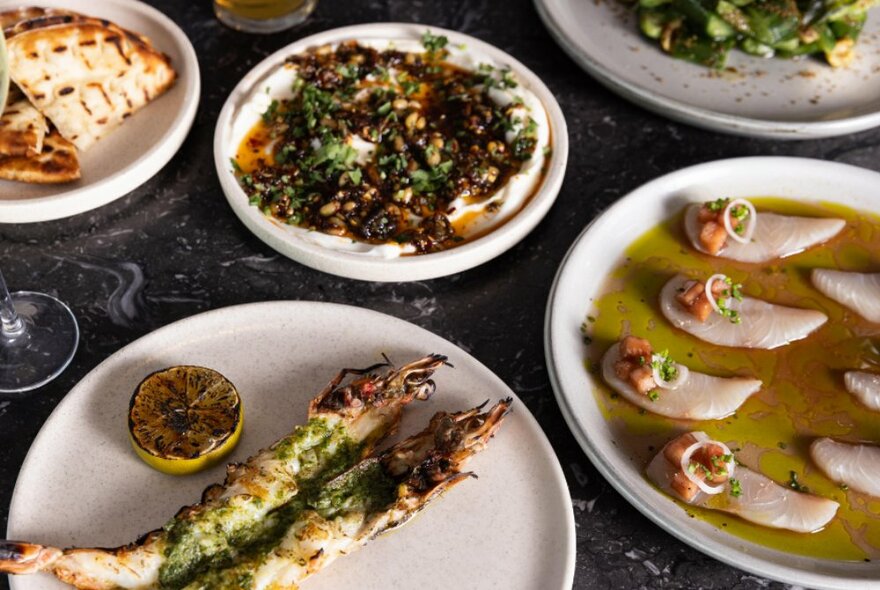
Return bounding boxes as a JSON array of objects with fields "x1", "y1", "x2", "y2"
[
  {"x1": 0, "y1": 128, "x2": 80, "y2": 184},
  {"x1": 0, "y1": 7, "x2": 63, "y2": 31},
  {"x1": 6, "y1": 18, "x2": 176, "y2": 151},
  {"x1": 0, "y1": 88, "x2": 49, "y2": 157}
]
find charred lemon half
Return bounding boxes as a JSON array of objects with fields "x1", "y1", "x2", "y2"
[{"x1": 128, "y1": 366, "x2": 243, "y2": 475}]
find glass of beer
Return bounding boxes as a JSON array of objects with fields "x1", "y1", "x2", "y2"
[{"x1": 214, "y1": 0, "x2": 317, "y2": 33}]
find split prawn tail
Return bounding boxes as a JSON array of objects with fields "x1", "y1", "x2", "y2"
[
  {"x1": 0, "y1": 540, "x2": 62, "y2": 575},
  {"x1": 193, "y1": 399, "x2": 512, "y2": 590},
  {"x1": 0, "y1": 537, "x2": 163, "y2": 590}
]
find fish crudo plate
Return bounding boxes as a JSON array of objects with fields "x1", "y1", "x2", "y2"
[
  {"x1": 8, "y1": 302, "x2": 574, "y2": 590},
  {"x1": 0, "y1": 0, "x2": 200, "y2": 224},
  {"x1": 545, "y1": 157, "x2": 880, "y2": 589},
  {"x1": 534, "y1": 0, "x2": 880, "y2": 138},
  {"x1": 214, "y1": 23, "x2": 568, "y2": 282}
]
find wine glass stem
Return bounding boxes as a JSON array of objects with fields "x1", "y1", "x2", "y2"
[{"x1": 0, "y1": 269, "x2": 25, "y2": 337}]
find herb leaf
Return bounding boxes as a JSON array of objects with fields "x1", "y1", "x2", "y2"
[
  {"x1": 421, "y1": 31, "x2": 449, "y2": 55},
  {"x1": 729, "y1": 478, "x2": 743, "y2": 498}
]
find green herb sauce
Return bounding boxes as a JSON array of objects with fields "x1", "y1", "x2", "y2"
[
  {"x1": 180, "y1": 459, "x2": 400, "y2": 590},
  {"x1": 159, "y1": 418, "x2": 362, "y2": 589}
]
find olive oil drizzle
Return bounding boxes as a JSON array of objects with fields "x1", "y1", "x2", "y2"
[{"x1": 585, "y1": 198, "x2": 880, "y2": 561}]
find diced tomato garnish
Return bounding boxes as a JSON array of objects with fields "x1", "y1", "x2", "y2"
[
  {"x1": 690, "y1": 443, "x2": 730, "y2": 485},
  {"x1": 614, "y1": 359, "x2": 635, "y2": 381},
  {"x1": 671, "y1": 470, "x2": 699, "y2": 502},
  {"x1": 619, "y1": 335, "x2": 652, "y2": 360},
  {"x1": 630, "y1": 365, "x2": 655, "y2": 395},
  {"x1": 676, "y1": 280, "x2": 722, "y2": 323},
  {"x1": 699, "y1": 221, "x2": 728, "y2": 255},
  {"x1": 663, "y1": 432, "x2": 699, "y2": 465}
]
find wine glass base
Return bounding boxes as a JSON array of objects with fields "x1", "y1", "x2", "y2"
[{"x1": 0, "y1": 291, "x2": 79, "y2": 394}]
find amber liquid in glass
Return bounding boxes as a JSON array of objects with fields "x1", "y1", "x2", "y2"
[{"x1": 213, "y1": 0, "x2": 316, "y2": 33}]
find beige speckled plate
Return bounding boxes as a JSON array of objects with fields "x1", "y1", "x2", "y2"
[
  {"x1": 535, "y1": 0, "x2": 880, "y2": 138},
  {"x1": 215, "y1": 23, "x2": 568, "y2": 282},
  {"x1": 0, "y1": 0, "x2": 199, "y2": 223},
  {"x1": 8, "y1": 301, "x2": 575, "y2": 590}
]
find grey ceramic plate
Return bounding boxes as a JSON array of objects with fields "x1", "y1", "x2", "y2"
[{"x1": 535, "y1": 0, "x2": 880, "y2": 139}]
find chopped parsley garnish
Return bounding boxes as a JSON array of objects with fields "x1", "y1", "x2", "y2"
[
  {"x1": 512, "y1": 117, "x2": 539, "y2": 160},
  {"x1": 788, "y1": 471, "x2": 810, "y2": 493},
  {"x1": 348, "y1": 168, "x2": 363, "y2": 185},
  {"x1": 478, "y1": 63, "x2": 519, "y2": 89},
  {"x1": 262, "y1": 99, "x2": 280, "y2": 123},
  {"x1": 729, "y1": 478, "x2": 743, "y2": 497},
  {"x1": 650, "y1": 350, "x2": 678, "y2": 383},
  {"x1": 716, "y1": 276, "x2": 743, "y2": 324},
  {"x1": 648, "y1": 390, "x2": 660, "y2": 402},
  {"x1": 706, "y1": 197, "x2": 729, "y2": 212},
  {"x1": 729, "y1": 204, "x2": 750, "y2": 234},
  {"x1": 411, "y1": 160, "x2": 453, "y2": 194},
  {"x1": 421, "y1": 31, "x2": 449, "y2": 55},
  {"x1": 709, "y1": 454, "x2": 730, "y2": 477}
]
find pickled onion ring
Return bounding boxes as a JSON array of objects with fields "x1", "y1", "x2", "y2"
[
  {"x1": 704, "y1": 274, "x2": 729, "y2": 316},
  {"x1": 679, "y1": 439, "x2": 736, "y2": 495},
  {"x1": 723, "y1": 198, "x2": 757, "y2": 244},
  {"x1": 650, "y1": 354, "x2": 690, "y2": 390}
]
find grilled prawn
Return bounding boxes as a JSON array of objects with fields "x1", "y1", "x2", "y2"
[
  {"x1": 182, "y1": 399, "x2": 511, "y2": 590},
  {"x1": 0, "y1": 355, "x2": 447, "y2": 590}
]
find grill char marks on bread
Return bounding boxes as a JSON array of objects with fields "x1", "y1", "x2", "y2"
[
  {"x1": 0, "y1": 127, "x2": 80, "y2": 184},
  {"x1": 5, "y1": 7, "x2": 176, "y2": 152},
  {"x1": 0, "y1": 87, "x2": 49, "y2": 157}
]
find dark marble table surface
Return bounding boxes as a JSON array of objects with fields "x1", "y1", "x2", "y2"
[{"x1": 3, "y1": 0, "x2": 878, "y2": 588}]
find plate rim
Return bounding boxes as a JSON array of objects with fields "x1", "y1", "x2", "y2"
[
  {"x1": 544, "y1": 156, "x2": 880, "y2": 589},
  {"x1": 8, "y1": 300, "x2": 576, "y2": 590},
  {"x1": 213, "y1": 22, "x2": 569, "y2": 282},
  {"x1": 533, "y1": 0, "x2": 880, "y2": 140},
  {"x1": 0, "y1": 0, "x2": 201, "y2": 224}
]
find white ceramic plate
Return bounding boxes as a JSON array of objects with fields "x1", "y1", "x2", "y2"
[
  {"x1": 535, "y1": 0, "x2": 880, "y2": 139},
  {"x1": 0, "y1": 0, "x2": 200, "y2": 224},
  {"x1": 214, "y1": 23, "x2": 568, "y2": 282},
  {"x1": 545, "y1": 157, "x2": 880, "y2": 589},
  {"x1": 8, "y1": 301, "x2": 575, "y2": 590}
]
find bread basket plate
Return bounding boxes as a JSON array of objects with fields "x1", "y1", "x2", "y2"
[{"x1": 0, "y1": 0, "x2": 199, "y2": 223}]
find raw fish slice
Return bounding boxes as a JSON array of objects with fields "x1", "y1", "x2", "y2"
[
  {"x1": 684, "y1": 204, "x2": 845, "y2": 263},
  {"x1": 844, "y1": 371, "x2": 880, "y2": 411},
  {"x1": 719, "y1": 468, "x2": 839, "y2": 533},
  {"x1": 602, "y1": 344, "x2": 761, "y2": 419},
  {"x1": 648, "y1": 432, "x2": 839, "y2": 533},
  {"x1": 660, "y1": 275, "x2": 827, "y2": 349},
  {"x1": 811, "y1": 438, "x2": 880, "y2": 498},
  {"x1": 811, "y1": 269, "x2": 880, "y2": 323}
]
